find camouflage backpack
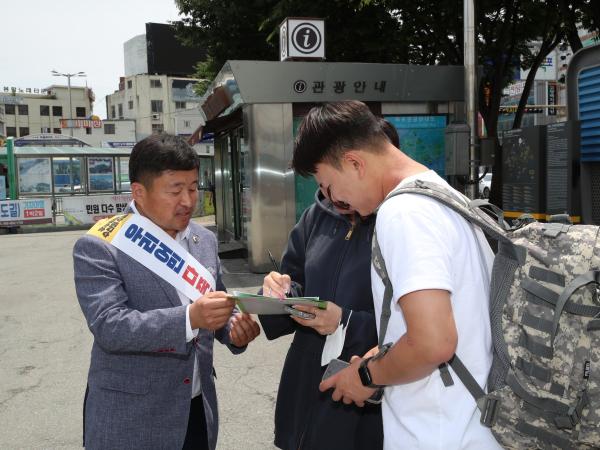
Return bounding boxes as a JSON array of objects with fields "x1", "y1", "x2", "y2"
[{"x1": 372, "y1": 179, "x2": 600, "y2": 450}]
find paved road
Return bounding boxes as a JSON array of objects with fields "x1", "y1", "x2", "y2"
[{"x1": 0, "y1": 228, "x2": 292, "y2": 449}]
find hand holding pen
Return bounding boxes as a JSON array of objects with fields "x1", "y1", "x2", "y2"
[
  {"x1": 264, "y1": 251, "x2": 315, "y2": 320},
  {"x1": 264, "y1": 250, "x2": 291, "y2": 299}
]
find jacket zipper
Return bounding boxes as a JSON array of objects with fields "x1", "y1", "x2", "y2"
[
  {"x1": 297, "y1": 219, "x2": 356, "y2": 450},
  {"x1": 331, "y1": 220, "x2": 356, "y2": 313},
  {"x1": 344, "y1": 220, "x2": 356, "y2": 240}
]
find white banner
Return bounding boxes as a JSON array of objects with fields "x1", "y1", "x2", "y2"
[
  {"x1": 0, "y1": 198, "x2": 53, "y2": 226},
  {"x1": 88, "y1": 213, "x2": 216, "y2": 298},
  {"x1": 520, "y1": 49, "x2": 557, "y2": 81},
  {"x1": 63, "y1": 194, "x2": 132, "y2": 225}
]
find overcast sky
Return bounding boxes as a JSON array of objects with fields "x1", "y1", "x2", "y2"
[{"x1": 3, "y1": 0, "x2": 183, "y2": 119}]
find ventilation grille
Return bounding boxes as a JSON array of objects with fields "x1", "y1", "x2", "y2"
[{"x1": 578, "y1": 66, "x2": 600, "y2": 162}]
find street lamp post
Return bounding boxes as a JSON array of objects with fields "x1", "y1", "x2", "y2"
[{"x1": 51, "y1": 70, "x2": 86, "y2": 137}]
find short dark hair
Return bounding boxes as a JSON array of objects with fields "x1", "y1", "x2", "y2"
[
  {"x1": 380, "y1": 118, "x2": 400, "y2": 148},
  {"x1": 292, "y1": 101, "x2": 388, "y2": 177},
  {"x1": 129, "y1": 134, "x2": 199, "y2": 187}
]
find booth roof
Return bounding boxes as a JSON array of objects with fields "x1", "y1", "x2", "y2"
[
  {"x1": 193, "y1": 60, "x2": 466, "y2": 138},
  {"x1": 204, "y1": 60, "x2": 465, "y2": 106},
  {"x1": 0, "y1": 146, "x2": 132, "y2": 157}
]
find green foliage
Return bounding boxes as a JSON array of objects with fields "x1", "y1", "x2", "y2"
[
  {"x1": 174, "y1": 0, "x2": 406, "y2": 85},
  {"x1": 174, "y1": 0, "x2": 279, "y2": 83},
  {"x1": 174, "y1": 0, "x2": 599, "y2": 136}
]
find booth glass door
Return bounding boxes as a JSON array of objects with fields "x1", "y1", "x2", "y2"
[{"x1": 222, "y1": 129, "x2": 243, "y2": 240}]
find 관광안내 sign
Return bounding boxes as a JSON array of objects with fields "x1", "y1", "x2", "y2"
[
  {"x1": 0, "y1": 198, "x2": 53, "y2": 226},
  {"x1": 62, "y1": 194, "x2": 132, "y2": 225}
]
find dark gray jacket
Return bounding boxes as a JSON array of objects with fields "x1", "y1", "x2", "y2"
[{"x1": 260, "y1": 191, "x2": 383, "y2": 450}]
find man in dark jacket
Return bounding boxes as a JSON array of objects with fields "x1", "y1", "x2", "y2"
[{"x1": 259, "y1": 188, "x2": 383, "y2": 450}]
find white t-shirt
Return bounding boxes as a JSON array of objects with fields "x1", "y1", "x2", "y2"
[{"x1": 371, "y1": 170, "x2": 501, "y2": 450}]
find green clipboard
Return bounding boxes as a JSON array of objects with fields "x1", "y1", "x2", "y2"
[{"x1": 230, "y1": 291, "x2": 327, "y2": 315}]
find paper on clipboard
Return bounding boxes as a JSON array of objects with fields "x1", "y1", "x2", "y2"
[{"x1": 230, "y1": 291, "x2": 327, "y2": 315}]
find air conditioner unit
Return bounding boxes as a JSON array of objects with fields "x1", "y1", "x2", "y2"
[{"x1": 151, "y1": 113, "x2": 160, "y2": 120}]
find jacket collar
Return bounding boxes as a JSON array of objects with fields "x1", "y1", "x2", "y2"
[{"x1": 313, "y1": 189, "x2": 375, "y2": 225}]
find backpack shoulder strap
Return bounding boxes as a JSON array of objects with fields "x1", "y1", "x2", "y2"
[
  {"x1": 371, "y1": 179, "x2": 505, "y2": 395},
  {"x1": 372, "y1": 229, "x2": 393, "y2": 349},
  {"x1": 379, "y1": 179, "x2": 509, "y2": 243}
]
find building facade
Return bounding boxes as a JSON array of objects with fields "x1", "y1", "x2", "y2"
[
  {"x1": 67, "y1": 119, "x2": 137, "y2": 148},
  {"x1": 0, "y1": 85, "x2": 94, "y2": 138},
  {"x1": 105, "y1": 74, "x2": 205, "y2": 141}
]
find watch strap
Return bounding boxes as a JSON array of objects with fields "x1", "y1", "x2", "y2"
[{"x1": 359, "y1": 356, "x2": 386, "y2": 388}]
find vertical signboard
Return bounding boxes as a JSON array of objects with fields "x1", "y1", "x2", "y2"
[
  {"x1": 502, "y1": 126, "x2": 546, "y2": 216},
  {"x1": 547, "y1": 83, "x2": 557, "y2": 116},
  {"x1": 545, "y1": 121, "x2": 581, "y2": 220}
]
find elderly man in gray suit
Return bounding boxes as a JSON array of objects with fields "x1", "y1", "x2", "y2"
[{"x1": 73, "y1": 134, "x2": 260, "y2": 450}]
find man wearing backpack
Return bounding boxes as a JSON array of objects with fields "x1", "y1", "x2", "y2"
[{"x1": 293, "y1": 101, "x2": 502, "y2": 449}]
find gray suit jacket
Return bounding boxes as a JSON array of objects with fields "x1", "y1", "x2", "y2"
[{"x1": 73, "y1": 220, "x2": 243, "y2": 450}]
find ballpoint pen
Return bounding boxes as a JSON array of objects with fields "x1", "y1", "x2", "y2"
[
  {"x1": 267, "y1": 249, "x2": 280, "y2": 273},
  {"x1": 267, "y1": 250, "x2": 315, "y2": 319}
]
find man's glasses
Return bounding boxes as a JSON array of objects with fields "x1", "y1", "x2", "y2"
[{"x1": 326, "y1": 185, "x2": 351, "y2": 210}]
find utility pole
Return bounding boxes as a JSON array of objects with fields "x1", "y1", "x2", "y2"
[
  {"x1": 51, "y1": 70, "x2": 86, "y2": 137},
  {"x1": 464, "y1": 0, "x2": 479, "y2": 199}
]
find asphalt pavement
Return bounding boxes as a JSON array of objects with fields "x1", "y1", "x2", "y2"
[{"x1": 0, "y1": 222, "x2": 292, "y2": 449}]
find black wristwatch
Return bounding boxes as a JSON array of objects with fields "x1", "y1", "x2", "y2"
[{"x1": 358, "y1": 343, "x2": 392, "y2": 388}]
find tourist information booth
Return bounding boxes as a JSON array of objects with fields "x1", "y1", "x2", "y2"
[{"x1": 200, "y1": 60, "x2": 465, "y2": 272}]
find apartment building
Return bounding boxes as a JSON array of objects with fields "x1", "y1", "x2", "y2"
[
  {"x1": 105, "y1": 22, "x2": 206, "y2": 141},
  {"x1": 105, "y1": 74, "x2": 204, "y2": 140},
  {"x1": 0, "y1": 85, "x2": 93, "y2": 138}
]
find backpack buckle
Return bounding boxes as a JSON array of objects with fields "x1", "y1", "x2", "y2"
[
  {"x1": 554, "y1": 407, "x2": 580, "y2": 429},
  {"x1": 567, "y1": 405, "x2": 581, "y2": 426},
  {"x1": 554, "y1": 390, "x2": 588, "y2": 429},
  {"x1": 479, "y1": 396, "x2": 499, "y2": 427}
]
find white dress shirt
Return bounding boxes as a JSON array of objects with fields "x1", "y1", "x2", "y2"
[{"x1": 130, "y1": 201, "x2": 201, "y2": 398}]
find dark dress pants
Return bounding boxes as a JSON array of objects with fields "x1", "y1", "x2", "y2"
[{"x1": 182, "y1": 395, "x2": 209, "y2": 450}]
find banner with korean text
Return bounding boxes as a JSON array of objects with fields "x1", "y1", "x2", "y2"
[
  {"x1": 87, "y1": 213, "x2": 215, "y2": 298},
  {"x1": 63, "y1": 194, "x2": 132, "y2": 225},
  {"x1": 0, "y1": 198, "x2": 53, "y2": 226}
]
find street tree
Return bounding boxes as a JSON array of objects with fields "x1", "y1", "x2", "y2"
[
  {"x1": 174, "y1": 0, "x2": 599, "y2": 206},
  {"x1": 174, "y1": 0, "x2": 403, "y2": 94}
]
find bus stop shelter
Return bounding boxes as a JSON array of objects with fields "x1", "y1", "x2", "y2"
[{"x1": 0, "y1": 144, "x2": 213, "y2": 227}]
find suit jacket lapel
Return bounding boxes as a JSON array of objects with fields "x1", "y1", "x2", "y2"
[{"x1": 152, "y1": 270, "x2": 184, "y2": 308}]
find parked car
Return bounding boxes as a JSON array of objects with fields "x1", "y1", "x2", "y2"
[{"x1": 479, "y1": 172, "x2": 492, "y2": 198}]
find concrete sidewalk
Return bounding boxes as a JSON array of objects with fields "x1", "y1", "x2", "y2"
[{"x1": 0, "y1": 229, "x2": 291, "y2": 449}]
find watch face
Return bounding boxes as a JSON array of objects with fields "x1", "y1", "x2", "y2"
[{"x1": 359, "y1": 360, "x2": 372, "y2": 387}]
